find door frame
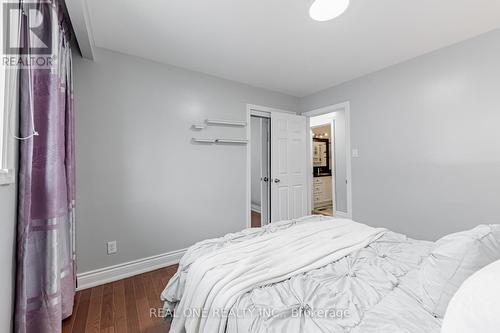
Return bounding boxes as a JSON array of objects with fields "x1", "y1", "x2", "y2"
[
  {"x1": 303, "y1": 101, "x2": 353, "y2": 219},
  {"x1": 246, "y1": 104, "x2": 297, "y2": 228}
]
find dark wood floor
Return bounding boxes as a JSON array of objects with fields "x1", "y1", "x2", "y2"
[
  {"x1": 62, "y1": 265, "x2": 178, "y2": 333},
  {"x1": 251, "y1": 211, "x2": 261, "y2": 228},
  {"x1": 64, "y1": 213, "x2": 262, "y2": 333}
]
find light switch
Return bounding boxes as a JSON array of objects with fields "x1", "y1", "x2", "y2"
[
  {"x1": 352, "y1": 148, "x2": 360, "y2": 158},
  {"x1": 107, "y1": 241, "x2": 118, "y2": 255}
]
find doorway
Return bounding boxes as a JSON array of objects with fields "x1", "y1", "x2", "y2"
[
  {"x1": 305, "y1": 102, "x2": 352, "y2": 219},
  {"x1": 247, "y1": 105, "x2": 309, "y2": 228},
  {"x1": 250, "y1": 115, "x2": 271, "y2": 227},
  {"x1": 311, "y1": 123, "x2": 335, "y2": 216}
]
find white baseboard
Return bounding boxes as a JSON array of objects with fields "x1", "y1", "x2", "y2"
[
  {"x1": 251, "y1": 203, "x2": 261, "y2": 213},
  {"x1": 335, "y1": 211, "x2": 350, "y2": 218},
  {"x1": 76, "y1": 248, "x2": 187, "y2": 291}
]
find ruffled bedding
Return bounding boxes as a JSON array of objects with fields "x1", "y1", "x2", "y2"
[{"x1": 162, "y1": 216, "x2": 442, "y2": 332}]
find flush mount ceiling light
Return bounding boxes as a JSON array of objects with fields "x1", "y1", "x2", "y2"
[{"x1": 309, "y1": 0, "x2": 350, "y2": 22}]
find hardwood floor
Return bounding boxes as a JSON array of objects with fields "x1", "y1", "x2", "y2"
[
  {"x1": 251, "y1": 211, "x2": 261, "y2": 228},
  {"x1": 63, "y1": 265, "x2": 178, "y2": 333}
]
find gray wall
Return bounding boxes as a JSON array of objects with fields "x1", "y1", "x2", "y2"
[
  {"x1": 0, "y1": 91, "x2": 18, "y2": 332},
  {"x1": 0, "y1": 128, "x2": 17, "y2": 333},
  {"x1": 74, "y1": 29, "x2": 500, "y2": 272},
  {"x1": 301, "y1": 29, "x2": 500, "y2": 241},
  {"x1": 73, "y1": 48, "x2": 299, "y2": 273},
  {"x1": 0, "y1": 184, "x2": 16, "y2": 332}
]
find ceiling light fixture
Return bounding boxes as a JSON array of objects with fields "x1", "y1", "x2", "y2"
[{"x1": 309, "y1": 0, "x2": 350, "y2": 22}]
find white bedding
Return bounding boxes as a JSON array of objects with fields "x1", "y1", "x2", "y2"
[
  {"x1": 227, "y1": 232, "x2": 440, "y2": 333},
  {"x1": 162, "y1": 216, "x2": 441, "y2": 333},
  {"x1": 441, "y1": 260, "x2": 500, "y2": 333},
  {"x1": 167, "y1": 218, "x2": 386, "y2": 333}
]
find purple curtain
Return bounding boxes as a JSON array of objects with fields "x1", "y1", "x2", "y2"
[{"x1": 15, "y1": 1, "x2": 76, "y2": 332}]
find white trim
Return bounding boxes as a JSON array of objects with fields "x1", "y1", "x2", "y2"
[
  {"x1": 0, "y1": 66, "x2": 19, "y2": 186},
  {"x1": 65, "y1": 0, "x2": 96, "y2": 60},
  {"x1": 335, "y1": 211, "x2": 349, "y2": 218},
  {"x1": 330, "y1": 118, "x2": 337, "y2": 214},
  {"x1": 76, "y1": 248, "x2": 187, "y2": 291},
  {"x1": 246, "y1": 107, "x2": 252, "y2": 228},
  {"x1": 305, "y1": 101, "x2": 353, "y2": 219},
  {"x1": 247, "y1": 104, "x2": 298, "y2": 115},
  {"x1": 0, "y1": 169, "x2": 15, "y2": 186},
  {"x1": 302, "y1": 101, "x2": 350, "y2": 117},
  {"x1": 305, "y1": 117, "x2": 312, "y2": 214},
  {"x1": 249, "y1": 109, "x2": 271, "y2": 118},
  {"x1": 246, "y1": 104, "x2": 297, "y2": 228},
  {"x1": 345, "y1": 104, "x2": 353, "y2": 218},
  {"x1": 0, "y1": 3, "x2": 4, "y2": 171}
]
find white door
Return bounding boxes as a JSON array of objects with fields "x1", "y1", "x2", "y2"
[{"x1": 271, "y1": 113, "x2": 308, "y2": 222}]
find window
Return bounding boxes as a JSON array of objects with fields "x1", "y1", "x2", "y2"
[
  {"x1": 1, "y1": 1, "x2": 6, "y2": 170},
  {"x1": 0, "y1": 61, "x2": 5, "y2": 175},
  {"x1": 0, "y1": 59, "x2": 4, "y2": 167},
  {"x1": 0, "y1": 2, "x2": 15, "y2": 185}
]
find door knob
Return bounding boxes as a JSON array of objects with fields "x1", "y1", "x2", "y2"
[
  {"x1": 274, "y1": 178, "x2": 281, "y2": 183},
  {"x1": 262, "y1": 177, "x2": 269, "y2": 182}
]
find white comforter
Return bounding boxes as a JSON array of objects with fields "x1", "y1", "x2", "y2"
[{"x1": 167, "y1": 218, "x2": 386, "y2": 333}]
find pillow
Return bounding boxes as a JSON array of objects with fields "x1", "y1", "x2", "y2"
[
  {"x1": 441, "y1": 259, "x2": 500, "y2": 333},
  {"x1": 418, "y1": 225, "x2": 500, "y2": 318}
]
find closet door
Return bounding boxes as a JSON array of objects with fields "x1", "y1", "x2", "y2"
[{"x1": 271, "y1": 113, "x2": 308, "y2": 222}]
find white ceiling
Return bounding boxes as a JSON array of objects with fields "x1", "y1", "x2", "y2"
[{"x1": 86, "y1": 0, "x2": 500, "y2": 97}]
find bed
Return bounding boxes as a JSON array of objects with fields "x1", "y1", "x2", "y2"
[{"x1": 161, "y1": 216, "x2": 500, "y2": 333}]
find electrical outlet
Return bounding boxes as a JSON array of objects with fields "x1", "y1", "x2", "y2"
[{"x1": 107, "y1": 241, "x2": 118, "y2": 255}]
